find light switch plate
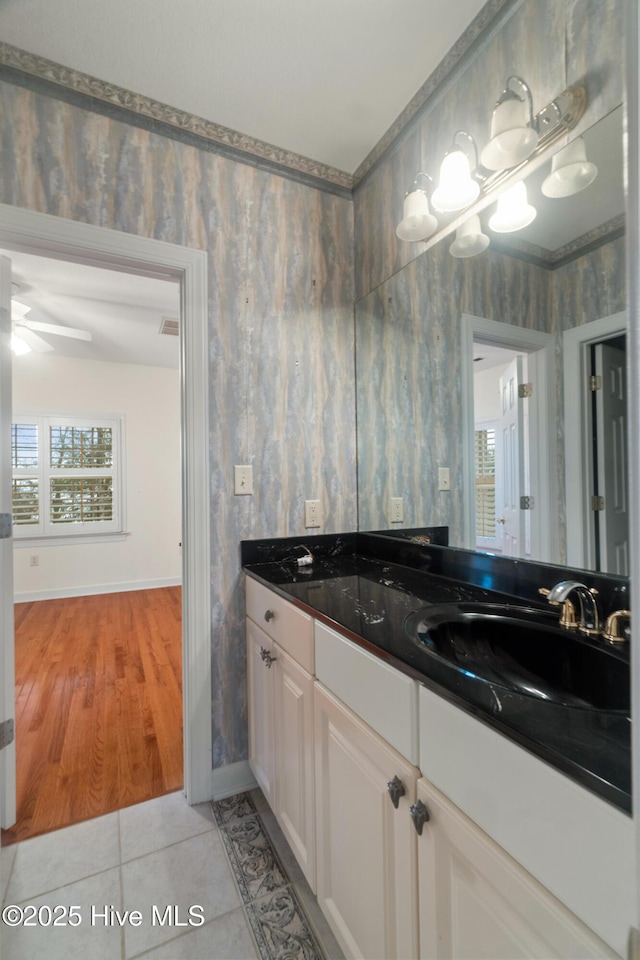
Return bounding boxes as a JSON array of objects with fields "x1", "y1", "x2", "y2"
[
  {"x1": 234, "y1": 465, "x2": 253, "y2": 495},
  {"x1": 438, "y1": 467, "x2": 450, "y2": 491}
]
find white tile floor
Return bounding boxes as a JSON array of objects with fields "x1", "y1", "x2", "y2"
[{"x1": 0, "y1": 789, "x2": 343, "y2": 960}]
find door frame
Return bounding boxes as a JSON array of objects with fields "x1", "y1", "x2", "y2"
[
  {"x1": 461, "y1": 313, "x2": 558, "y2": 562},
  {"x1": 563, "y1": 312, "x2": 626, "y2": 571},
  {"x1": 0, "y1": 203, "x2": 212, "y2": 805}
]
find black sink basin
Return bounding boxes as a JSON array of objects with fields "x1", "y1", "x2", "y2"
[{"x1": 405, "y1": 602, "x2": 630, "y2": 712}]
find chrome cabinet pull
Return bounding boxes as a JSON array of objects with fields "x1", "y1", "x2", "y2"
[
  {"x1": 259, "y1": 646, "x2": 276, "y2": 668},
  {"x1": 410, "y1": 799, "x2": 430, "y2": 835},
  {"x1": 387, "y1": 775, "x2": 406, "y2": 809},
  {"x1": 264, "y1": 610, "x2": 275, "y2": 622}
]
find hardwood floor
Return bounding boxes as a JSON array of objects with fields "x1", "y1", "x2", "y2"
[{"x1": 1, "y1": 587, "x2": 183, "y2": 845}]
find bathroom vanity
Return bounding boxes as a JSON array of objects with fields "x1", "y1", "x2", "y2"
[{"x1": 242, "y1": 532, "x2": 635, "y2": 959}]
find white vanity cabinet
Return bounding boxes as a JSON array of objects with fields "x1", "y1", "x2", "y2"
[
  {"x1": 416, "y1": 777, "x2": 617, "y2": 959},
  {"x1": 246, "y1": 578, "x2": 316, "y2": 890},
  {"x1": 246, "y1": 576, "x2": 631, "y2": 959},
  {"x1": 314, "y1": 682, "x2": 420, "y2": 960}
]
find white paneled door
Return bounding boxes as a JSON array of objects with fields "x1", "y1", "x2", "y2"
[{"x1": 498, "y1": 356, "x2": 525, "y2": 558}]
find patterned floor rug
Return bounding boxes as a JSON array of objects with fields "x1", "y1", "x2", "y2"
[{"x1": 213, "y1": 793, "x2": 327, "y2": 960}]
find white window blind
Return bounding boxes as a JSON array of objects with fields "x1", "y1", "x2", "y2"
[
  {"x1": 475, "y1": 428, "x2": 496, "y2": 538},
  {"x1": 11, "y1": 415, "x2": 123, "y2": 539}
]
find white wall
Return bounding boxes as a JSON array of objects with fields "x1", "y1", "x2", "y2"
[
  {"x1": 474, "y1": 363, "x2": 509, "y2": 423},
  {"x1": 12, "y1": 353, "x2": 181, "y2": 599}
]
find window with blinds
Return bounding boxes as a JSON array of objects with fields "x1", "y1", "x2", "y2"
[
  {"x1": 11, "y1": 415, "x2": 123, "y2": 539},
  {"x1": 475, "y1": 428, "x2": 496, "y2": 538}
]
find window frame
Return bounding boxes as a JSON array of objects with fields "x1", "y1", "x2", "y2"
[{"x1": 11, "y1": 412, "x2": 126, "y2": 543}]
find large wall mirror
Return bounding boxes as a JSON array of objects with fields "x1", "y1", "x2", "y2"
[{"x1": 355, "y1": 101, "x2": 626, "y2": 574}]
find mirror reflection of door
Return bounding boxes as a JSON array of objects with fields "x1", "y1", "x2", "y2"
[
  {"x1": 473, "y1": 346, "x2": 530, "y2": 558},
  {"x1": 592, "y1": 336, "x2": 628, "y2": 574},
  {"x1": 498, "y1": 356, "x2": 527, "y2": 557}
]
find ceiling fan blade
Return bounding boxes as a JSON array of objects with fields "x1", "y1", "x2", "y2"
[
  {"x1": 22, "y1": 319, "x2": 92, "y2": 342},
  {"x1": 13, "y1": 326, "x2": 55, "y2": 353}
]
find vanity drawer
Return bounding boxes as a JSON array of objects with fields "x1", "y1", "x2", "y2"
[
  {"x1": 315, "y1": 620, "x2": 419, "y2": 765},
  {"x1": 246, "y1": 577, "x2": 314, "y2": 673}
]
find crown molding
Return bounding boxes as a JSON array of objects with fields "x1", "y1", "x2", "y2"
[{"x1": 0, "y1": 42, "x2": 354, "y2": 197}]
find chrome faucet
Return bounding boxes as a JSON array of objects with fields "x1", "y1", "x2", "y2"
[{"x1": 546, "y1": 580, "x2": 600, "y2": 637}]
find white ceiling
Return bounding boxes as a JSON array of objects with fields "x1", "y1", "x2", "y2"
[
  {"x1": 0, "y1": 0, "x2": 488, "y2": 174},
  {"x1": 7, "y1": 251, "x2": 181, "y2": 368}
]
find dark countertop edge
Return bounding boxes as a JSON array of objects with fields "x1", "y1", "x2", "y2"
[{"x1": 244, "y1": 565, "x2": 632, "y2": 817}]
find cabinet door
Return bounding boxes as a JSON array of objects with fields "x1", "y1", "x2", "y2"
[
  {"x1": 416, "y1": 778, "x2": 617, "y2": 959},
  {"x1": 314, "y1": 683, "x2": 419, "y2": 960},
  {"x1": 274, "y1": 647, "x2": 316, "y2": 892},
  {"x1": 247, "y1": 618, "x2": 276, "y2": 807}
]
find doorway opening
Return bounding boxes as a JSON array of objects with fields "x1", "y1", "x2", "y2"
[
  {"x1": 461, "y1": 314, "x2": 558, "y2": 563},
  {"x1": 0, "y1": 204, "x2": 212, "y2": 836},
  {"x1": 473, "y1": 344, "x2": 530, "y2": 556},
  {"x1": 5, "y1": 252, "x2": 183, "y2": 843},
  {"x1": 564, "y1": 312, "x2": 628, "y2": 573}
]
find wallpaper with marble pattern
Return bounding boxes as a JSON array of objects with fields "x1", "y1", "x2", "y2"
[
  {"x1": 356, "y1": 234, "x2": 626, "y2": 560},
  {"x1": 354, "y1": 0, "x2": 624, "y2": 301},
  {"x1": 0, "y1": 82, "x2": 355, "y2": 766}
]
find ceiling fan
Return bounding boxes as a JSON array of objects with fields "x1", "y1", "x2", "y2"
[{"x1": 11, "y1": 291, "x2": 92, "y2": 355}]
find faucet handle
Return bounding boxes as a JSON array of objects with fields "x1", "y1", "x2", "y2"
[
  {"x1": 538, "y1": 587, "x2": 560, "y2": 607},
  {"x1": 539, "y1": 588, "x2": 578, "y2": 628},
  {"x1": 603, "y1": 609, "x2": 631, "y2": 645}
]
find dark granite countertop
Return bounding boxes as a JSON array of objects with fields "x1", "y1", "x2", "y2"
[{"x1": 242, "y1": 533, "x2": 631, "y2": 814}]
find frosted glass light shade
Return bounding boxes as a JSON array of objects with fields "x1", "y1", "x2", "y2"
[
  {"x1": 488, "y1": 181, "x2": 537, "y2": 233},
  {"x1": 449, "y1": 216, "x2": 490, "y2": 258},
  {"x1": 396, "y1": 189, "x2": 438, "y2": 242},
  {"x1": 481, "y1": 95, "x2": 538, "y2": 171},
  {"x1": 431, "y1": 149, "x2": 480, "y2": 213},
  {"x1": 541, "y1": 137, "x2": 598, "y2": 198}
]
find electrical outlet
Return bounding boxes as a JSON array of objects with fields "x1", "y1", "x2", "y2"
[
  {"x1": 305, "y1": 499, "x2": 322, "y2": 528},
  {"x1": 390, "y1": 497, "x2": 404, "y2": 523},
  {"x1": 29, "y1": 555, "x2": 39, "y2": 567},
  {"x1": 234, "y1": 465, "x2": 253, "y2": 495},
  {"x1": 438, "y1": 467, "x2": 451, "y2": 491}
]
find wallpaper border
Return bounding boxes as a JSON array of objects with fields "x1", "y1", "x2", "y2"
[{"x1": 0, "y1": 42, "x2": 353, "y2": 198}]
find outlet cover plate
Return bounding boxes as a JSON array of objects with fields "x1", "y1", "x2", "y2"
[
  {"x1": 390, "y1": 497, "x2": 404, "y2": 523},
  {"x1": 305, "y1": 499, "x2": 322, "y2": 528}
]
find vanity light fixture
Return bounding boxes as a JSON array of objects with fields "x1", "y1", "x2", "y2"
[
  {"x1": 449, "y1": 215, "x2": 490, "y2": 258},
  {"x1": 481, "y1": 76, "x2": 539, "y2": 171},
  {"x1": 431, "y1": 131, "x2": 480, "y2": 213},
  {"x1": 541, "y1": 136, "x2": 598, "y2": 197},
  {"x1": 488, "y1": 180, "x2": 537, "y2": 233},
  {"x1": 396, "y1": 173, "x2": 439, "y2": 242}
]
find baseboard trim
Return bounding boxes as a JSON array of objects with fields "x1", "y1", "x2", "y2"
[
  {"x1": 211, "y1": 761, "x2": 258, "y2": 801},
  {"x1": 14, "y1": 577, "x2": 182, "y2": 603}
]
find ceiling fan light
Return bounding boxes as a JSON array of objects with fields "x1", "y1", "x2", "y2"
[
  {"x1": 541, "y1": 137, "x2": 598, "y2": 198},
  {"x1": 431, "y1": 149, "x2": 480, "y2": 213},
  {"x1": 449, "y1": 215, "x2": 490, "y2": 258},
  {"x1": 11, "y1": 332, "x2": 32, "y2": 355},
  {"x1": 396, "y1": 189, "x2": 438, "y2": 242},
  {"x1": 488, "y1": 181, "x2": 537, "y2": 233}
]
